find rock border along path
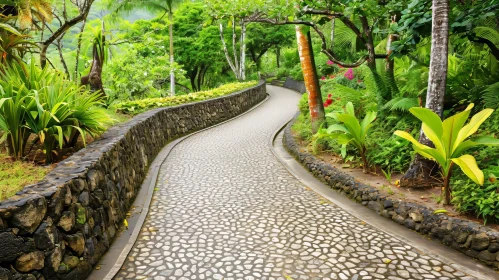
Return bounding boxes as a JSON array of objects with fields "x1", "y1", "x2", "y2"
[{"x1": 114, "y1": 86, "x2": 494, "y2": 280}]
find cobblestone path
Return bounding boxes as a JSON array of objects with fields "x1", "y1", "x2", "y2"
[{"x1": 115, "y1": 86, "x2": 478, "y2": 280}]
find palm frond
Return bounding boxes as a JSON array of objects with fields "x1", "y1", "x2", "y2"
[{"x1": 383, "y1": 97, "x2": 419, "y2": 112}]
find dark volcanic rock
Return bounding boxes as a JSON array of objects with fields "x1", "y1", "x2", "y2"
[{"x1": 0, "y1": 232, "x2": 33, "y2": 262}]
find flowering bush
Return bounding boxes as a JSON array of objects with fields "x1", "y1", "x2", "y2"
[
  {"x1": 344, "y1": 68, "x2": 355, "y2": 80},
  {"x1": 323, "y1": 94, "x2": 333, "y2": 107}
]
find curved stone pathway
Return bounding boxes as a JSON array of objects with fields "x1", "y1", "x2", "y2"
[{"x1": 115, "y1": 86, "x2": 479, "y2": 280}]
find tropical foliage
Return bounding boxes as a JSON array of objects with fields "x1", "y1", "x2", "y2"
[
  {"x1": 0, "y1": 61, "x2": 111, "y2": 163},
  {"x1": 320, "y1": 102, "x2": 376, "y2": 173},
  {"x1": 395, "y1": 104, "x2": 499, "y2": 204}
]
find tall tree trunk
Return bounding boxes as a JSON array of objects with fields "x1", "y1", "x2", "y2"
[
  {"x1": 385, "y1": 15, "x2": 400, "y2": 97},
  {"x1": 219, "y1": 23, "x2": 239, "y2": 79},
  {"x1": 232, "y1": 19, "x2": 240, "y2": 79},
  {"x1": 169, "y1": 11, "x2": 175, "y2": 96},
  {"x1": 400, "y1": 0, "x2": 449, "y2": 190},
  {"x1": 74, "y1": 19, "x2": 87, "y2": 81},
  {"x1": 189, "y1": 67, "x2": 198, "y2": 91},
  {"x1": 296, "y1": 26, "x2": 325, "y2": 133},
  {"x1": 239, "y1": 21, "x2": 246, "y2": 81},
  {"x1": 360, "y1": 16, "x2": 389, "y2": 111},
  {"x1": 276, "y1": 47, "x2": 280, "y2": 68}
]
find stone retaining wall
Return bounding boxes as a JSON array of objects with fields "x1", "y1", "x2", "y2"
[
  {"x1": 283, "y1": 118, "x2": 499, "y2": 270},
  {"x1": 0, "y1": 81, "x2": 267, "y2": 280},
  {"x1": 283, "y1": 77, "x2": 306, "y2": 94}
]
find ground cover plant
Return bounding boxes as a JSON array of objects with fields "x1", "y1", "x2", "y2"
[{"x1": 114, "y1": 81, "x2": 258, "y2": 115}]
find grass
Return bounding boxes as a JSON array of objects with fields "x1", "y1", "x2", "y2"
[
  {"x1": 0, "y1": 154, "x2": 53, "y2": 200},
  {"x1": 105, "y1": 108, "x2": 132, "y2": 126}
]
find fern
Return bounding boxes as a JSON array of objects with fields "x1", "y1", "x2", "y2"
[
  {"x1": 473, "y1": 26, "x2": 499, "y2": 48},
  {"x1": 383, "y1": 97, "x2": 419, "y2": 112},
  {"x1": 482, "y1": 82, "x2": 499, "y2": 109},
  {"x1": 333, "y1": 20, "x2": 360, "y2": 54}
]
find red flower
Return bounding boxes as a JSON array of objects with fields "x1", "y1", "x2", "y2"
[{"x1": 328, "y1": 94, "x2": 332, "y2": 98}]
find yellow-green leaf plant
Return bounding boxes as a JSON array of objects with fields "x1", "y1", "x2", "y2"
[
  {"x1": 394, "y1": 104, "x2": 499, "y2": 205},
  {"x1": 326, "y1": 102, "x2": 377, "y2": 173}
]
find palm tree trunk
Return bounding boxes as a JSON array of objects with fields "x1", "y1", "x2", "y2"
[
  {"x1": 169, "y1": 11, "x2": 175, "y2": 96},
  {"x1": 296, "y1": 25, "x2": 325, "y2": 133},
  {"x1": 401, "y1": 0, "x2": 449, "y2": 188}
]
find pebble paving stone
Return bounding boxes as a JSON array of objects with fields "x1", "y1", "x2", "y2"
[{"x1": 115, "y1": 86, "x2": 478, "y2": 280}]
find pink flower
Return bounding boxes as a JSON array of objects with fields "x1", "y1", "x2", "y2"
[
  {"x1": 344, "y1": 68, "x2": 354, "y2": 80},
  {"x1": 321, "y1": 76, "x2": 326, "y2": 80},
  {"x1": 327, "y1": 60, "x2": 334, "y2": 66}
]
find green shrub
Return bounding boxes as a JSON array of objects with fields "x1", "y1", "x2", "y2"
[
  {"x1": 0, "y1": 61, "x2": 111, "y2": 163},
  {"x1": 291, "y1": 113, "x2": 313, "y2": 141},
  {"x1": 298, "y1": 93, "x2": 309, "y2": 115},
  {"x1": 366, "y1": 116, "x2": 418, "y2": 172},
  {"x1": 276, "y1": 68, "x2": 289, "y2": 79},
  {"x1": 290, "y1": 64, "x2": 304, "y2": 81},
  {"x1": 452, "y1": 179, "x2": 499, "y2": 224},
  {"x1": 321, "y1": 102, "x2": 377, "y2": 173},
  {"x1": 114, "y1": 81, "x2": 258, "y2": 115},
  {"x1": 282, "y1": 48, "x2": 300, "y2": 69}
]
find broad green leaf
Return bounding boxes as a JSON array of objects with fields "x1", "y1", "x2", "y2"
[
  {"x1": 394, "y1": 130, "x2": 433, "y2": 150},
  {"x1": 454, "y1": 109, "x2": 494, "y2": 149},
  {"x1": 345, "y1": 102, "x2": 355, "y2": 116},
  {"x1": 340, "y1": 144, "x2": 347, "y2": 159},
  {"x1": 442, "y1": 107, "x2": 472, "y2": 155},
  {"x1": 326, "y1": 124, "x2": 349, "y2": 134},
  {"x1": 337, "y1": 114, "x2": 361, "y2": 142},
  {"x1": 413, "y1": 145, "x2": 448, "y2": 172},
  {"x1": 410, "y1": 107, "x2": 444, "y2": 154},
  {"x1": 453, "y1": 136, "x2": 499, "y2": 157},
  {"x1": 361, "y1": 111, "x2": 376, "y2": 136},
  {"x1": 337, "y1": 134, "x2": 354, "y2": 145},
  {"x1": 452, "y1": 155, "x2": 484, "y2": 185}
]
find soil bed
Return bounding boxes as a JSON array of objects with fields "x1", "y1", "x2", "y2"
[{"x1": 293, "y1": 132, "x2": 499, "y2": 230}]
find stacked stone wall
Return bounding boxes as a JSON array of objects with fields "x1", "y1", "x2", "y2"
[{"x1": 0, "y1": 81, "x2": 267, "y2": 280}]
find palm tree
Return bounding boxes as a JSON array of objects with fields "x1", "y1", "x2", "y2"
[
  {"x1": 111, "y1": 0, "x2": 180, "y2": 96},
  {"x1": 295, "y1": 25, "x2": 325, "y2": 133},
  {"x1": 0, "y1": 0, "x2": 53, "y2": 27},
  {"x1": 400, "y1": 0, "x2": 450, "y2": 189}
]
